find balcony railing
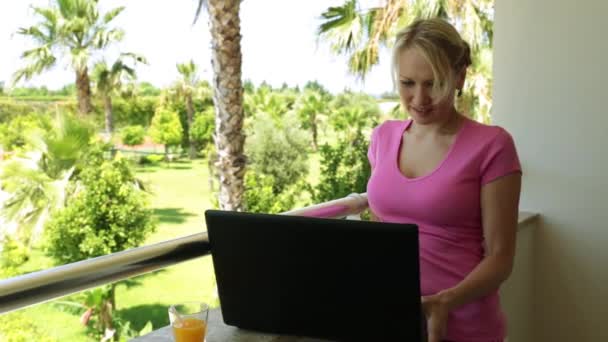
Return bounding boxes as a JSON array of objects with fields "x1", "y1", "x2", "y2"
[{"x1": 0, "y1": 193, "x2": 369, "y2": 314}]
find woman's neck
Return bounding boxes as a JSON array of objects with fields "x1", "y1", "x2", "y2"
[{"x1": 409, "y1": 108, "x2": 464, "y2": 137}]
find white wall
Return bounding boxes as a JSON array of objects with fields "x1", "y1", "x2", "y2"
[{"x1": 493, "y1": 1, "x2": 608, "y2": 341}]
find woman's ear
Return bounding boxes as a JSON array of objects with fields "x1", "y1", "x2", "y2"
[{"x1": 456, "y1": 67, "x2": 467, "y2": 93}]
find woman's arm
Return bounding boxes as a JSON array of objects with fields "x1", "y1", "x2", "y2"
[
  {"x1": 439, "y1": 172, "x2": 521, "y2": 308},
  {"x1": 422, "y1": 173, "x2": 521, "y2": 341}
]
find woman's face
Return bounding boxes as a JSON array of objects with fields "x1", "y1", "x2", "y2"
[{"x1": 397, "y1": 47, "x2": 460, "y2": 125}]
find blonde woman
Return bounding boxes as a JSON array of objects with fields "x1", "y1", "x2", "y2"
[{"x1": 367, "y1": 18, "x2": 521, "y2": 342}]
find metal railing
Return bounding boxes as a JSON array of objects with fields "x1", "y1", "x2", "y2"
[{"x1": 0, "y1": 193, "x2": 368, "y2": 314}]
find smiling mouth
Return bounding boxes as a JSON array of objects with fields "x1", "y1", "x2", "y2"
[{"x1": 411, "y1": 106, "x2": 432, "y2": 114}]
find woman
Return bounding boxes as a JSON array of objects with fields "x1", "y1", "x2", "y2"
[{"x1": 366, "y1": 18, "x2": 522, "y2": 342}]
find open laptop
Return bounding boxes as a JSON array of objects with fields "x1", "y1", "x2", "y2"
[{"x1": 205, "y1": 210, "x2": 423, "y2": 341}]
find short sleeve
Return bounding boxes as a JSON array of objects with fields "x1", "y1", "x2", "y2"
[
  {"x1": 367, "y1": 125, "x2": 381, "y2": 171},
  {"x1": 480, "y1": 128, "x2": 522, "y2": 185}
]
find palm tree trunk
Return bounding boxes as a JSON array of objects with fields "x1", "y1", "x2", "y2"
[
  {"x1": 75, "y1": 68, "x2": 93, "y2": 115},
  {"x1": 208, "y1": 0, "x2": 246, "y2": 211},
  {"x1": 103, "y1": 94, "x2": 113, "y2": 135},
  {"x1": 186, "y1": 94, "x2": 196, "y2": 159}
]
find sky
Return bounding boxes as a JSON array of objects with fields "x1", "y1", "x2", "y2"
[{"x1": 0, "y1": 0, "x2": 394, "y2": 95}]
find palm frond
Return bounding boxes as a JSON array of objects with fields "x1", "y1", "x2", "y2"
[
  {"x1": 348, "y1": 43, "x2": 379, "y2": 78},
  {"x1": 318, "y1": 0, "x2": 363, "y2": 54},
  {"x1": 86, "y1": 27, "x2": 123, "y2": 50},
  {"x1": 103, "y1": 6, "x2": 125, "y2": 24},
  {"x1": 193, "y1": 0, "x2": 208, "y2": 25},
  {"x1": 120, "y1": 52, "x2": 148, "y2": 65},
  {"x1": 12, "y1": 46, "x2": 57, "y2": 84}
]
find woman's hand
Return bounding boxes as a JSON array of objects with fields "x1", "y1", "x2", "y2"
[{"x1": 421, "y1": 293, "x2": 451, "y2": 342}]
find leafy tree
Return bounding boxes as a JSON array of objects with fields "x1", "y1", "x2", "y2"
[
  {"x1": 0, "y1": 113, "x2": 52, "y2": 151},
  {"x1": 318, "y1": 0, "x2": 494, "y2": 122},
  {"x1": 244, "y1": 84, "x2": 293, "y2": 123},
  {"x1": 14, "y1": 0, "x2": 127, "y2": 114},
  {"x1": 110, "y1": 96, "x2": 158, "y2": 128},
  {"x1": 329, "y1": 91, "x2": 380, "y2": 142},
  {"x1": 149, "y1": 107, "x2": 183, "y2": 156},
  {"x1": 44, "y1": 154, "x2": 155, "y2": 335},
  {"x1": 190, "y1": 107, "x2": 215, "y2": 155},
  {"x1": 137, "y1": 82, "x2": 161, "y2": 96},
  {"x1": 120, "y1": 125, "x2": 146, "y2": 146},
  {"x1": 243, "y1": 171, "x2": 302, "y2": 214},
  {"x1": 246, "y1": 112, "x2": 310, "y2": 194},
  {"x1": 176, "y1": 60, "x2": 200, "y2": 159},
  {"x1": 0, "y1": 113, "x2": 94, "y2": 246},
  {"x1": 160, "y1": 80, "x2": 213, "y2": 151},
  {"x1": 92, "y1": 53, "x2": 147, "y2": 134},
  {"x1": 57, "y1": 83, "x2": 76, "y2": 96},
  {"x1": 310, "y1": 130, "x2": 371, "y2": 204},
  {"x1": 295, "y1": 88, "x2": 331, "y2": 150}
]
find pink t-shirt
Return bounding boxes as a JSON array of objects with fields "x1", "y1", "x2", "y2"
[{"x1": 366, "y1": 118, "x2": 521, "y2": 342}]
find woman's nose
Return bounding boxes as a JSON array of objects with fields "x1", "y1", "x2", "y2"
[{"x1": 412, "y1": 86, "x2": 431, "y2": 106}]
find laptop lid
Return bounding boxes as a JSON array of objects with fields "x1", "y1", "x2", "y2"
[{"x1": 205, "y1": 210, "x2": 422, "y2": 341}]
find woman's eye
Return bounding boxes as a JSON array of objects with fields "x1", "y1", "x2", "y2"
[{"x1": 400, "y1": 80, "x2": 414, "y2": 87}]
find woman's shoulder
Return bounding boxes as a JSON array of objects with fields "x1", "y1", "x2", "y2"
[
  {"x1": 464, "y1": 118, "x2": 515, "y2": 145},
  {"x1": 372, "y1": 119, "x2": 410, "y2": 136}
]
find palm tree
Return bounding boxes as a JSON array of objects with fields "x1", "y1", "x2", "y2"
[
  {"x1": 318, "y1": 0, "x2": 494, "y2": 123},
  {"x1": 295, "y1": 89, "x2": 330, "y2": 151},
  {"x1": 0, "y1": 114, "x2": 94, "y2": 247},
  {"x1": 13, "y1": 0, "x2": 127, "y2": 115},
  {"x1": 176, "y1": 60, "x2": 200, "y2": 159},
  {"x1": 195, "y1": 0, "x2": 246, "y2": 211},
  {"x1": 92, "y1": 53, "x2": 147, "y2": 135}
]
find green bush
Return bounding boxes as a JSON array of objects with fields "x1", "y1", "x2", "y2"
[
  {"x1": 243, "y1": 171, "x2": 302, "y2": 214},
  {"x1": 310, "y1": 130, "x2": 371, "y2": 204},
  {"x1": 110, "y1": 96, "x2": 158, "y2": 128},
  {"x1": 139, "y1": 154, "x2": 165, "y2": 165},
  {"x1": 190, "y1": 107, "x2": 215, "y2": 153},
  {"x1": 246, "y1": 111, "x2": 310, "y2": 194},
  {"x1": 0, "y1": 311, "x2": 57, "y2": 342},
  {"x1": 120, "y1": 125, "x2": 146, "y2": 146},
  {"x1": 149, "y1": 107, "x2": 183, "y2": 153},
  {"x1": 0, "y1": 99, "x2": 78, "y2": 124},
  {"x1": 44, "y1": 156, "x2": 156, "y2": 264},
  {"x1": 0, "y1": 112, "x2": 52, "y2": 151},
  {"x1": 0, "y1": 237, "x2": 30, "y2": 278}
]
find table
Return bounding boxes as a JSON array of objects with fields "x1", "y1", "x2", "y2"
[{"x1": 131, "y1": 308, "x2": 332, "y2": 342}]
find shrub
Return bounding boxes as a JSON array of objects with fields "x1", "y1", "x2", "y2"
[
  {"x1": 243, "y1": 171, "x2": 303, "y2": 214},
  {"x1": 120, "y1": 125, "x2": 146, "y2": 146},
  {"x1": 246, "y1": 111, "x2": 310, "y2": 194},
  {"x1": 0, "y1": 237, "x2": 29, "y2": 278},
  {"x1": 189, "y1": 107, "x2": 215, "y2": 153},
  {"x1": 310, "y1": 130, "x2": 371, "y2": 204},
  {"x1": 149, "y1": 107, "x2": 183, "y2": 154},
  {"x1": 0, "y1": 311, "x2": 57, "y2": 342},
  {"x1": 111, "y1": 96, "x2": 158, "y2": 128},
  {"x1": 0, "y1": 112, "x2": 52, "y2": 151},
  {"x1": 44, "y1": 157, "x2": 156, "y2": 264}
]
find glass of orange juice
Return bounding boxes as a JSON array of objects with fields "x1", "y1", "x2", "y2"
[{"x1": 169, "y1": 302, "x2": 209, "y2": 342}]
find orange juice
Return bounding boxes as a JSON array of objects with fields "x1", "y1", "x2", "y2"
[{"x1": 172, "y1": 317, "x2": 206, "y2": 342}]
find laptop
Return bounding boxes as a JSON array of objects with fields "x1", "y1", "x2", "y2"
[{"x1": 205, "y1": 210, "x2": 423, "y2": 341}]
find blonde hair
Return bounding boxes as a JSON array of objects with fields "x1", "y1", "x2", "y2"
[{"x1": 392, "y1": 18, "x2": 472, "y2": 102}]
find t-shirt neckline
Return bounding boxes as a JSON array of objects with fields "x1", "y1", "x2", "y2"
[{"x1": 395, "y1": 117, "x2": 469, "y2": 182}]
